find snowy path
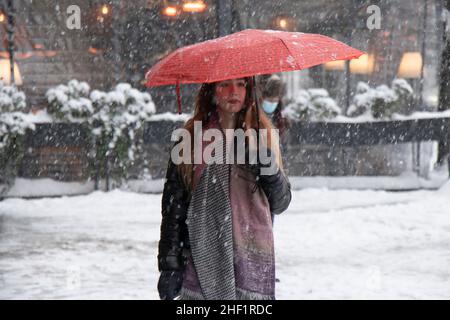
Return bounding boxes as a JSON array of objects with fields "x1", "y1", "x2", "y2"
[{"x1": 1, "y1": 185, "x2": 450, "y2": 299}]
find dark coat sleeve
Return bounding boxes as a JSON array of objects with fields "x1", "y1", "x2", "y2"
[
  {"x1": 158, "y1": 158, "x2": 190, "y2": 272},
  {"x1": 259, "y1": 168, "x2": 292, "y2": 215}
]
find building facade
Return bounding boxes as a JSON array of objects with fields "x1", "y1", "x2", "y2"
[{"x1": 1, "y1": 0, "x2": 448, "y2": 190}]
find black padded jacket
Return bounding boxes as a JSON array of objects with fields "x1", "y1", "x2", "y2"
[{"x1": 157, "y1": 158, "x2": 292, "y2": 272}]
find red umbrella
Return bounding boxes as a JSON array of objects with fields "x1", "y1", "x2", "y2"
[{"x1": 145, "y1": 29, "x2": 364, "y2": 113}]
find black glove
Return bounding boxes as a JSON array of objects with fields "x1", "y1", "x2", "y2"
[
  {"x1": 245, "y1": 145, "x2": 278, "y2": 178},
  {"x1": 157, "y1": 270, "x2": 183, "y2": 300}
]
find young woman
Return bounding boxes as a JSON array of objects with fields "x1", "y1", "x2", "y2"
[{"x1": 157, "y1": 77, "x2": 291, "y2": 300}]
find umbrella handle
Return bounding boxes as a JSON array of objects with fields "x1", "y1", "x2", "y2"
[{"x1": 176, "y1": 81, "x2": 182, "y2": 115}]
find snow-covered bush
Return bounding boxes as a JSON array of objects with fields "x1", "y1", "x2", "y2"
[
  {"x1": 90, "y1": 83, "x2": 156, "y2": 182},
  {"x1": 391, "y1": 78, "x2": 415, "y2": 114},
  {"x1": 283, "y1": 88, "x2": 341, "y2": 121},
  {"x1": 347, "y1": 78, "x2": 414, "y2": 119},
  {"x1": 46, "y1": 79, "x2": 93, "y2": 122},
  {"x1": 0, "y1": 81, "x2": 34, "y2": 149},
  {"x1": 0, "y1": 81, "x2": 34, "y2": 193},
  {"x1": 45, "y1": 80, "x2": 156, "y2": 185},
  {"x1": 0, "y1": 81, "x2": 26, "y2": 113}
]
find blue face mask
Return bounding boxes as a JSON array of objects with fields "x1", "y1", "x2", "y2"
[{"x1": 262, "y1": 100, "x2": 278, "y2": 114}]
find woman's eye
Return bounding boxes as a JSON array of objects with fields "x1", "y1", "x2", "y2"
[{"x1": 218, "y1": 81, "x2": 246, "y2": 89}]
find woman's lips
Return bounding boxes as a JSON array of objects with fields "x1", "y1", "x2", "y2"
[{"x1": 228, "y1": 99, "x2": 240, "y2": 104}]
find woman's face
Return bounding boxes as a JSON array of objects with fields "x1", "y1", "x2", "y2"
[{"x1": 214, "y1": 78, "x2": 247, "y2": 114}]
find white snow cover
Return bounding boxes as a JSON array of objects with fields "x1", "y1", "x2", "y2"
[
  {"x1": 0, "y1": 113, "x2": 35, "y2": 149},
  {"x1": 46, "y1": 80, "x2": 94, "y2": 123},
  {"x1": 329, "y1": 110, "x2": 450, "y2": 123},
  {"x1": 1, "y1": 181, "x2": 450, "y2": 299},
  {"x1": 88, "y1": 83, "x2": 156, "y2": 162},
  {"x1": 22, "y1": 109, "x2": 54, "y2": 123},
  {"x1": 148, "y1": 112, "x2": 191, "y2": 122},
  {"x1": 22, "y1": 108, "x2": 450, "y2": 125},
  {"x1": 360, "y1": 84, "x2": 396, "y2": 106},
  {"x1": 5, "y1": 178, "x2": 95, "y2": 197},
  {"x1": 3, "y1": 164, "x2": 446, "y2": 199},
  {"x1": 2, "y1": 178, "x2": 165, "y2": 198},
  {"x1": 290, "y1": 169, "x2": 448, "y2": 191},
  {"x1": 391, "y1": 78, "x2": 414, "y2": 95},
  {"x1": 0, "y1": 81, "x2": 26, "y2": 112},
  {"x1": 347, "y1": 79, "x2": 414, "y2": 119},
  {"x1": 392, "y1": 110, "x2": 450, "y2": 120},
  {"x1": 283, "y1": 88, "x2": 341, "y2": 121},
  {"x1": 0, "y1": 81, "x2": 33, "y2": 149}
]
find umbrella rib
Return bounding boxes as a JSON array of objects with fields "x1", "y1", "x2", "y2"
[
  {"x1": 279, "y1": 38, "x2": 303, "y2": 71},
  {"x1": 259, "y1": 29, "x2": 305, "y2": 70},
  {"x1": 209, "y1": 45, "x2": 225, "y2": 83}
]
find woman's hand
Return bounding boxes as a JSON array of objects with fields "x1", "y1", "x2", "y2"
[
  {"x1": 157, "y1": 270, "x2": 183, "y2": 300},
  {"x1": 245, "y1": 146, "x2": 279, "y2": 178}
]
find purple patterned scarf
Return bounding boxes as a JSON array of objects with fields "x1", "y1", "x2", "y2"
[{"x1": 180, "y1": 113, "x2": 275, "y2": 300}]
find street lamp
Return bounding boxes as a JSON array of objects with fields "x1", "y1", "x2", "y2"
[{"x1": 0, "y1": 11, "x2": 6, "y2": 23}]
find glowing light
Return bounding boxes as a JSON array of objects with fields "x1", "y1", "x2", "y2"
[
  {"x1": 350, "y1": 54, "x2": 375, "y2": 74},
  {"x1": 101, "y1": 5, "x2": 110, "y2": 15},
  {"x1": 279, "y1": 19, "x2": 288, "y2": 29},
  {"x1": 0, "y1": 59, "x2": 23, "y2": 86},
  {"x1": 324, "y1": 60, "x2": 346, "y2": 71},
  {"x1": 163, "y1": 6, "x2": 178, "y2": 17},
  {"x1": 397, "y1": 52, "x2": 423, "y2": 79},
  {"x1": 88, "y1": 47, "x2": 100, "y2": 54},
  {"x1": 182, "y1": 1, "x2": 206, "y2": 13},
  {"x1": 0, "y1": 52, "x2": 34, "y2": 60}
]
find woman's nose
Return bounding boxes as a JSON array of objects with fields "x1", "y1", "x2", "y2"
[{"x1": 229, "y1": 83, "x2": 239, "y2": 93}]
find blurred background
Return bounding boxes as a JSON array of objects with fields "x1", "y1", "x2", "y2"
[{"x1": 0, "y1": 0, "x2": 449, "y2": 194}]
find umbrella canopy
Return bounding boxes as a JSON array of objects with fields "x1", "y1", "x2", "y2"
[
  {"x1": 146, "y1": 29, "x2": 364, "y2": 87},
  {"x1": 145, "y1": 29, "x2": 364, "y2": 113}
]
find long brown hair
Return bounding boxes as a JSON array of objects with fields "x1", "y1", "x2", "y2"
[{"x1": 178, "y1": 77, "x2": 283, "y2": 191}]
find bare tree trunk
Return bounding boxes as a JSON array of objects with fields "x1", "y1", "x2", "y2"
[
  {"x1": 216, "y1": 0, "x2": 233, "y2": 37},
  {"x1": 6, "y1": 0, "x2": 15, "y2": 85},
  {"x1": 439, "y1": 0, "x2": 450, "y2": 111},
  {"x1": 438, "y1": 0, "x2": 450, "y2": 164},
  {"x1": 110, "y1": 0, "x2": 126, "y2": 86}
]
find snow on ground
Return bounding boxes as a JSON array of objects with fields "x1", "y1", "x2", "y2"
[
  {"x1": 1, "y1": 184, "x2": 450, "y2": 299},
  {"x1": 4, "y1": 165, "x2": 449, "y2": 199}
]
